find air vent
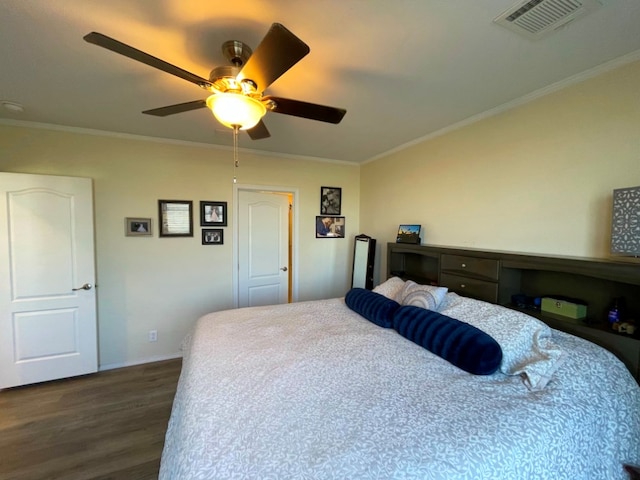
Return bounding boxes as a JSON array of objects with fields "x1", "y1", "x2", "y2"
[{"x1": 494, "y1": 0, "x2": 602, "y2": 40}]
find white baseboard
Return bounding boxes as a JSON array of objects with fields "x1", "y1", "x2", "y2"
[{"x1": 99, "y1": 352, "x2": 183, "y2": 371}]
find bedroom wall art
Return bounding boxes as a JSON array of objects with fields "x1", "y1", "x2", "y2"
[
  {"x1": 200, "y1": 201, "x2": 227, "y2": 227},
  {"x1": 125, "y1": 217, "x2": 152, "y2": 236},
  {"x1": 158, "y1": 200, "x2": 193, "y2": 237},
  {"x1": 320, "y1": 186, "x2": 341, "y2": 215},
  {"x1": 316, "y1": 216, "x2": 345, "y2": 238},
  {"x1": 202, "y1": 228, "x2": 224, "y2": 245}
]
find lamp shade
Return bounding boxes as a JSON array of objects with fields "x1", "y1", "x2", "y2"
[
  {"x1": 611, "y1": 185, "x2": 640, "y2": 256},
  {"x1": 206, "y1": 93, "x2": 266, "y2": 130}
]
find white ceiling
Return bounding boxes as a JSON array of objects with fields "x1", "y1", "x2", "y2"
[{"x1": 1, "y1": 0, "x2": 640, "y2": 164}]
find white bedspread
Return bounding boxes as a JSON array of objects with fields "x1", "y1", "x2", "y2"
[{"x1": 160, "y1": 298, "x2": 640, "y2": 480}]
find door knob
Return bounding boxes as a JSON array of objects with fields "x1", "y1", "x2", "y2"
[
  {"x1": 72, "y1": 283, "x2": 93, "y2": 291},
  {"x1": 280, "y1": 267, "x2": 288, "y2": 272}
]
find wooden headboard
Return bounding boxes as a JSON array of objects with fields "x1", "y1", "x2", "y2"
[{"x1": 387, "y1": 243, "x2": 640, "y2": 383}]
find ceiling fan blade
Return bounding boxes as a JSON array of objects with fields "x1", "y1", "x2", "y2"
[
  {"x1": 237, "y1": 23, "x2": 310, "y2": 91},
  {"x1": 247, "y1": 120, "x2": 271, "y2": 140},
  {"x1": 263, "y1": 96, "x2": 346, "y2": 124},
  {"x1": 83, "y1": 32, "x2": 213, "y2": 90},
  {"x1": 142, "y1": 100, "x2": 207, "y2": 117}
]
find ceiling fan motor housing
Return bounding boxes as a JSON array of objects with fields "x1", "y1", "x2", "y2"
[
  {"x1": 222, "y1": 40, "x2": 252, "y2": 66},
  {"x1": 209, "y1": 65, "x2": 241, "y2": 79},
  {"x1": 209, "y1": 65, "x2": 260, "y2": 96}
]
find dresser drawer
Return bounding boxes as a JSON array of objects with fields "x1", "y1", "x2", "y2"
[
  {"x1": 440, "y1": 254, "x2": 499, "y2": 281},
  {"x1": 439, "y1": 273, "x2": 498, "y2": 303}
]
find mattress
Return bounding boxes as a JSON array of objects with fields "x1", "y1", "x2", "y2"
[{"x1": 160, "y1": 296, "x2": 640, "y2": 479}]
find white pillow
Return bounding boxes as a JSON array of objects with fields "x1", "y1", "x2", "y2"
[
  {"x1": 372, "y1": 277, "x2": 406, "y2": 302},
  {"x1": 438, "y1": 293, "x2": 564, "y2": 391},
  {"x1": 399, "y1": 280, "x2": 448, "y2": 311}
]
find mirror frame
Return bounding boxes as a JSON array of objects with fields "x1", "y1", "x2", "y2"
[{"x1": 351, "y1": 234, "x2": 376, "y2": 289}]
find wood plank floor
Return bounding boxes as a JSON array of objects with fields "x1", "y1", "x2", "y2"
[{"x1": 0, "y1": 358, "x2": 182, "y2": 480}]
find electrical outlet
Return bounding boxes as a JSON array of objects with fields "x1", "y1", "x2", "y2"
[{"x1": 148, "y1": 329, "x2": 157, "y2": 342}]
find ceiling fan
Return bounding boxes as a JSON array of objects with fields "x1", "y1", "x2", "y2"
[{"x1": 83, "y1": 23, "x2": 346, "y2": 140}]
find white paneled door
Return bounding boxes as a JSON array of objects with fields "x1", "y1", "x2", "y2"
[
  {"x1": 0, "y1": 173, "x2": 98, "y2": 389},
  {"x1": 238, "y1": 190, "x2": 290, "y2": 308}
]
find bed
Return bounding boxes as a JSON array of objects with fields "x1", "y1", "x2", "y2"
[{"x1": 159, "y1": 279, "x2": 640, "y2": 479}]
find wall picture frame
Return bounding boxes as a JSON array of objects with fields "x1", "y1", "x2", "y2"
[
  {"x1": 202, "y1": 228, "x2": 224, "y2": 245},
  {"x1": 320, "y1": 186, "x2": 342, "y2": 215},
  {"x1": 200, "y1": 201, "x2": 227, "y2": 226},
  {"x1": 316, "y1": 216, "x2": 345, "y2": 238},
  {"x1": 158, "y1": 200, "x2": 193, "y2": 237},
  {"x1": 125, "y1": 217, "x2": 152, "y2": 236}
]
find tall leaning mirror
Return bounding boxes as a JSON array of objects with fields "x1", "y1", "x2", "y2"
[{"x1": 352, "y1": 234, "x2": 376, "y2": 290}]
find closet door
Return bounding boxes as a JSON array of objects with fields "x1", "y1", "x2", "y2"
[{"x1": 0, "y1": 173, "x2": 97, "y2": 389}]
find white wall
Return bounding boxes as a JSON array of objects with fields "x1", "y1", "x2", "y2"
[
  {"x1": 0, "y1": 126, "x2": 360, "y2": 368},
  {"x1": 361, "y1": 60, "x2": 640, "y2": 283}
]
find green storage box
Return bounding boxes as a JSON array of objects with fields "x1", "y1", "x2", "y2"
[{"x1": 541, "y1": 297, "x2": 587, "y2": 320}]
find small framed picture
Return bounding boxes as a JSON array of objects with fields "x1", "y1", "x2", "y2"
[
  {"x1": 202, "y1": 228, "x2": 224, "y2": 245},
  {"x1": 125, "y1": 217, "x2": 152, "y2": 236},
  {"x1": 316, "y1": 216, "x2": 345, "y2": 238},
  {"x1": 200, "y1": 201, "x2": 227, "y2": 226},
  {"x1": 396, "y1": 224, "x2": 421, "y2": 244},
  {"x1": 158, "y1": 200, "x2": 193, "y2": 237},
  {"x1": 320, "y1": 186, "x2": 342, "y2": 215}
]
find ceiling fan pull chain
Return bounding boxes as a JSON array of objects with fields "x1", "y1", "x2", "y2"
[{"x1": 233, "y1": 125, "x2": 239, "y2": 184}]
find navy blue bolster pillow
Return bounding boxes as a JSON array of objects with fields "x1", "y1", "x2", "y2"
[
  {"x1": 392, "y1": 305, "x2": 502, "y2": 375},
  {"x1": 345, "y1": 288, "x2": 401, "y2": 328}
]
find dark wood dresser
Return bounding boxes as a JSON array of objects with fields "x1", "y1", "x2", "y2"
[{"x1": 387, "y1": 243, "x2": 640, "y2": 382}]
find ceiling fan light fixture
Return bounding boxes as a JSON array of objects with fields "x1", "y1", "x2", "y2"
[{"x1": 206, "y1": 93, "x2": 266, "y2": 130}]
